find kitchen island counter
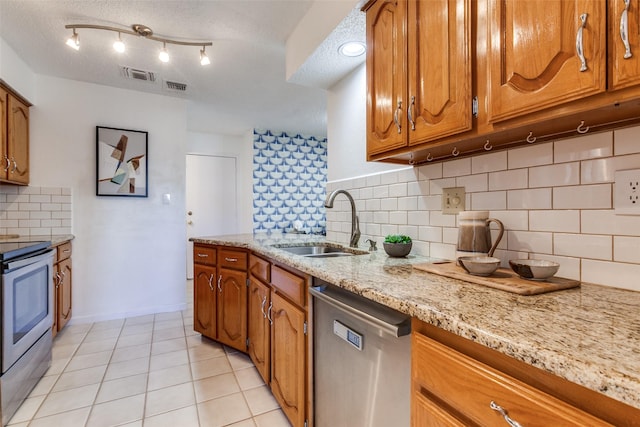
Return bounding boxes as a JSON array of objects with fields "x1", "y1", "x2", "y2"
[{"x1": 191, "y1": 233, "x2": 640, "y2": 411}]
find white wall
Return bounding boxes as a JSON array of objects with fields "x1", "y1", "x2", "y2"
[
  {"x1": 326, "y1": 64, "x2": 401, "y2": 181},
  {"x1": 0, "y1": 38, "x2": 36, "y2": 101},
  {"x1": 29, "y1": 75, "x2": 188, "y2": 322},
  {"x1": 186, "y1": 131, "x2": 254, "y2": 233}
]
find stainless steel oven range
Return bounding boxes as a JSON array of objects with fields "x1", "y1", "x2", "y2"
[{"x1": 0, "y1": 241, "x2": 53, "y2": 426}]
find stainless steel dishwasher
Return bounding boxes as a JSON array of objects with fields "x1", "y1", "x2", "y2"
[{"x1": 310, "y1": 279, "x2": 411, "y2": 427}]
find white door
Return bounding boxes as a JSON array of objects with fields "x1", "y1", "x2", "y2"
[{"x1": 186, "y1": 154, "x2": 238, "y2": 278}]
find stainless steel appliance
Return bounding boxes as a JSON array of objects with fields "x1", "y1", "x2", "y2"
[
  {"x1": 0, "y1": 241, "x2": 54, "y2": 426},
  {"x1": 310, "y1": 279, "x2": 411, "y2": 427}
]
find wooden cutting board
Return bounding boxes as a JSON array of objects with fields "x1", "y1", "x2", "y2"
[{"x1": 412, "y1": 262, "x2": 580, "y2": 295}]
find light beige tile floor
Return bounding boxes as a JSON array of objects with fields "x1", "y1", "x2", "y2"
[{"x1": 8, "y1": 281, "x2": 291, "y2": 427}]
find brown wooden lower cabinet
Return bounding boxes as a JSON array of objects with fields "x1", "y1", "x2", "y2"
[
  {"x1": 412, "y1": 319, "x2": 639, "y2": 427},
  {"x1": 52, "y1": 240, "x2": 72, "y2": 337},
  {"x1": 196, "y1": 246, "x2": 310, "y2": 427}
]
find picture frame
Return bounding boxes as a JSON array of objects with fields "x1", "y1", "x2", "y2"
[{"x1": 96, "y1": 126, "x2": 148, "y2": 197}]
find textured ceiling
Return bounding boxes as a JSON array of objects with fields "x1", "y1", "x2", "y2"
[{"x1": 0, "y1": 0, "x2": 365, "y2": 137}]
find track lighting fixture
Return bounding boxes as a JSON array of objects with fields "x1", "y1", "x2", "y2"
[{"x1": 64, "y1": 23, "x2": 212, "y2": 65}]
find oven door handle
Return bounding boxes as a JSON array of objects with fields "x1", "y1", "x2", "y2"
[{"x1": 3, "y1": 249, "x2": 55, "y2": 272}]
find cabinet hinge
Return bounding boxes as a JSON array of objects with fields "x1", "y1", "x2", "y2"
[
  {"x1": 246, "y1": 278, "x2": 250, "y2": 287},
  {"x1": 304, "y1": 420, "x2": 308, "y2": 427},
  {"x1": 246, "y1": 338, "x2": 250, "y2": 348},
  {"x1": 472, "y1": 96, "x2": 479, "y2": 118},
  {"x1": 303, "y1": 321, "x2": 308, "y2": 336}
]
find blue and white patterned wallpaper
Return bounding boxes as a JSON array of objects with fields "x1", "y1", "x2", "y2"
[{"x1": 253, "y1": 129, "x2": 327, "y2": 235}]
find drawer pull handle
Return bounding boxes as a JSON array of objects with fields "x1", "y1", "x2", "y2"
[
  {"x1": 267, "y1": 301, "x2": 273, "y2": 325},
  {"x1": 621, "y1": 0, "x2": 633, "y2": 59},
  {"x1": 260, "y1": 295, "x2": 267, "y2": 318},
  {"x1": 197, "y1": 253, "x2": 208, "y2": 258},
  {"x1": 393, "y1": 100, "x2": 402, "y2": 134},
  {"x1": 224, "y1": 257, "x2": 238, "y2": 262},
  {"x1": 576, "y1": 13, "x2": 588, "y2": 72},
  {"x1": 63, "y1": 249, "x2": 71, "y2": 253},
  {"x1": 490, "y1": 401, "x2": 523, "y2": 427}
]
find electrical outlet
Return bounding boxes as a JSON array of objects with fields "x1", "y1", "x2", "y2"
[
  {"x1": 614, "y1": 169, "x2": 640, "y2": 215},
  {"x1": 442, "y1": 187, "x2": 465, "y2": 214}
]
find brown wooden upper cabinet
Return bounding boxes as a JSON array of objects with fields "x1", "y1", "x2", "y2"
[
  {"x1": 365, "y1": 0, "x2": 640, "y2": 164},
  {"x1": 365, "y1": 0, "x2": 472, "y2": 157},
  {"x1": 487, "y1": 0, "x2": 606, "y2": 123},
  {"x1": 0, "y1": 82, "x2": 30, "y2": 185}
]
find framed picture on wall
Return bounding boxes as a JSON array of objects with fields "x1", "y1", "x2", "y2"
[{"x1": 96, "y1": 126, "x2": 148, "y2": 197}]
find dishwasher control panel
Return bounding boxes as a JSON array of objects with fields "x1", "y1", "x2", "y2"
[{"x1": 333, "y1": 320, "x2": 363, "y2": 351}]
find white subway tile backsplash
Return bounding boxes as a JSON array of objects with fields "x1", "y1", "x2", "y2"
[
  {"x1": 326, "y1": 129, "x2": 640, "y2": 291},
  {"x1": 582, "y1": 259, "x2": 640, "y2": 291},
  {"x1": 416, "y1": 163, "x2": 443, "y2": 180},
  {"x1": 553, "y1": 184, "x2": 611, "y2": 209},
  {"x1": 471, "y1": 151, "x2": 507, "y2": 174},
  {"x1": 389, "y1": 183, "x2": 408, "y2": 197},
  {"x1": 29, "y1": 195, "x2": 51, "y2": 203},
  {"x1": 582, "y1": 210, "x2": 631, "y2": 235},
  {"x1": 429, "y1": 178, "x2": 456, "y2": 194},
  {"x1": 508, "y1": 142, "x2": 553, "y2": 169},
  {"x1": 443, "y1": 157, "x2": 471, "y2": 177},
  {"x1": 456, "y1": 174, "x2": 488, "y2": 192},
  {"x1": 554, "y1": 233, "x2": 612, "y2": 260},
  {"x1": 507, "y1": 230, "x2": 552, "y2": 254},
  {"x1": 529, "y1": 163, "x2": 579, "y2": 188},
  {"x1": 471, "y1": 191, "x2": 507, "y2": 210},
  {"x1": 8, "y1": 211, "x2": 30, "y2": 220},
  {"x1": 0, "y1": 185, "x2": 71, "y2": 237},
  {"x1": 614, "y1": 236, "x2": 640, "y2": 263},
  {"x1": 529, "y1": 210, "x2": 580, "y2": 233},
  {"x1": 554, "y1": 131, "x2": 613, "y2": 162},
  {"x1": 614, "y1": 125, "x2": 640, "y2": 155},
  {"x1": 489, "y1": 169, "x2": 528, "y2": 191}
]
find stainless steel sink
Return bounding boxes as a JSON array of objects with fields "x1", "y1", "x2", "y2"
[{"x1": 273, "y1": 244, "x2": 368, "y2": 258}]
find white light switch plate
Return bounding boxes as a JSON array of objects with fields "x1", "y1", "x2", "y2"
[
  {"x1": 442, "y1": 187, "x2": 465, "y2": 214},
  {"x1": 614, "y1": 169, "x2": 640, "y2": 215}
]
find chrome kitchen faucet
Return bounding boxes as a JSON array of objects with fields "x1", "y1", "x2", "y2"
[{"x1": 324, "y1": 189, "x2": 360, "y2": 248}]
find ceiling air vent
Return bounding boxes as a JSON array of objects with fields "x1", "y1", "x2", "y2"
[
  {"x1": 120, "y1": 66, "x2": 157, "y2": 82},
  {"x1": 164, "y1": 80, "x2": 188, "y2": 92}
]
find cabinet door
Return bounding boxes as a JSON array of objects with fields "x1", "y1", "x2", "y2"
[
  {"x1": 270, "y1": 292, "x2": 306, "y2": 427},
  {"x1": 248, "y1": 278, "x2": 270, "y2": 384},
  {"x1": 487, "y1": 0, "x2": 606, "y2": 122},
  {"x1": 217, "y1": 268, "x2": 247, "y2": 351},
  {"x1": 0, "y1": 87, "x2": 6, "y2": 181},
  {"x1": 407, "y1": 0, "x2": 472, "y2": 144},
  {"x1": 413, "y1": 392, "x2": 468, "y2": 427},
  {"x1": 366, "y1": 0, "x2": 408, "y2": 156},
  {"x1": 56, "y1": 257, "x2": 72, "y2": 331},
  {"x1": 194, "y1": 264, "x2": 217, "y2": 338},
  {"x1": 7, "y1": 94, "x2": 29, "y2": 184},
  {"x1": 609, "y1": 0, "x2": 640, "y2": 90}
]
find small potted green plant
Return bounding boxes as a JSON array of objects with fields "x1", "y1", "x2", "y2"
[{"x1": 383, "y1": 234, "x2": 413, "y2": 257}]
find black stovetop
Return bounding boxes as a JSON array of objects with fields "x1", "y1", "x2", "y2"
[{"x1": 0, "y1": 241, "x2": 52, "y2": 262}]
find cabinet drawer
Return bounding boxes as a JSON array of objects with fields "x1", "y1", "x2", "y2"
[
  {"x1": 271, "y1": 265, "x2": 306, "y2": 307},
  {"x1": 56, "y1": 241, "x2": 72, "y2": 262},
  {"x1": 194, "y1": 245, "x2": 216, "y2": 266},
  {"x1": 413, "y1": 333, "x2": 612, "y2": 426},
  {"x1": 219, "y1": 248, "x2": 248, "y2": 270},
  {"x1": 249, "y1": 254, "x2": 270, "y2": 283}
]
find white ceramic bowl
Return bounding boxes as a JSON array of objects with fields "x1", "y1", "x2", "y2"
[
  {"x1": 458, "y1": 256, "x2": 501, "y2": 276},
  {"x1": 509, "y1": 259, "x2": 560, "y2": 280}
]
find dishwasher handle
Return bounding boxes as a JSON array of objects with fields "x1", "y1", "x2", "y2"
[{"x1": 310, "y1": 284, "x2": 411, "y2": 337}]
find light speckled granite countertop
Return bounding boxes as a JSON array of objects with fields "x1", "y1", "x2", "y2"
[{"x1": 192, "y1": 233, "x2": 640, "y2": 410}]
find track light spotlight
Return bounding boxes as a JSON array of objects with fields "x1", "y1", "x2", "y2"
[
  {"x1": 113, "y1": 33, "x2": 125, "y2": 53},
  {"x1": 159, "y1": 43, "x2": 170, "y2": 63},
  {"x1": 200, "y1": 47, "x2": 210, "y2": 66},
  {"x1": 66, "y1": 29, "x2": 79, "y2": 50}
]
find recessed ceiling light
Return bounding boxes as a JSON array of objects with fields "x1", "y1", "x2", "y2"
[{"x1": 338, "y1": 41, "x2": 365, "y2": 57}]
